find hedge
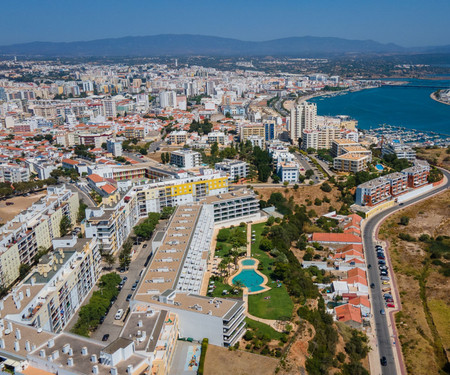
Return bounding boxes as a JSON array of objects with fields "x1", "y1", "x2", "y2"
[{"x1": 198, "y1": 338, "x2": 209, "y2": 375}]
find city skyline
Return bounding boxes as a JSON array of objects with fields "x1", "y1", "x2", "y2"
[{"x1": 1, "y1": 0, "x2": 450, "y2": 47}]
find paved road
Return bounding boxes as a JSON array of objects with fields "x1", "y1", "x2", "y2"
[
  {"x1": 363, "y1": 169, "x2": 450, "y2": 375},
  {"x1": 90, "y1": 220, "x2": 167, "y2": 342}
]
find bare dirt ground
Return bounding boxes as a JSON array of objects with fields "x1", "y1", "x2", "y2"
[
  {"x1": 204, "y1": 344, "x2": 279, "y2": 375},
  {"x1": 379, "y1": 190, "x2": 450, "y2": 374},
  {"x1": 0, "y1": 191, "x2": 47, "y2": 223},
  {"x1": 254, "y1": 184, "x2": 342, "y2": 217},
  {"x1": 415, "y1": 147, "x2": 450, "y2": 170}
]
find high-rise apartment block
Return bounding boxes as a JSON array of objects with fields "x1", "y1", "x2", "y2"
[{"x1": 290, "y1": 101, "x2": 317, "y2": 142}]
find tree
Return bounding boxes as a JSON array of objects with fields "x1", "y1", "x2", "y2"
[
  {"x1": 160, "y1": 206, "x2": 176, "y2": 220},
  {"x1": 217, "y1": 228, "x2": 231, "y2": 242},
  {"x1": 59, "y1": 215, "x2": 71, "y2": 237},
  {"x1": 77, "y1": 201, "x2": 88, "y2": 223},
  {"x1": 399, "y1": 216, "x2": 409, "y2": 226},
  {"x1": 103, "y1": 253, "x2": 115, "y2": 269},
  {"x1": 306, "y1": 147, "x2": 316, "y2": 154},
  {"x1": 320, "y1": 182, "x2": 332, "y2": 192},
  {"x1": 210, "y1": 142, "x2": 219, "y2": 159},
  {"x1": 305, "y1": 169, "x2": 314, "y2": 179},
  {"x1": 19, "y1": 263, "x2": 31, "y2": 279}
]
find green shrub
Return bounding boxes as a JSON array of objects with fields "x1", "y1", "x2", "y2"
[{"x1": 198, "y1": 338, "x2": 209, "y2": 375}]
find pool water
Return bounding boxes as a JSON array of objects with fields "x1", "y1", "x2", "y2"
[
  {"x1": 232, "y1": 269, "x2": 264, "y2": 293},
  {"x1": 242, "y1": 259, "x2": 256, "y2": 266},
  {"x1": 375, "y1": 164, "x2": 384, "y2": 171}
]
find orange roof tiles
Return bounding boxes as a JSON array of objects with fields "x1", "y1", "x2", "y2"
[
  {"x1": 348, "y1": 296, "x2": 371, "y2": 308},
  {"x1": 101, "y1": 184, "x2": 117, "y2": 195},
  {"x1": 347, "y1": 268, "x2": 366, "y2": 278},
  {"x1": 87, "y1": 174, "x2": 105, "y2": 183},
  {"x1": 335, "y1": 304, "x2": 362, "y2": 323},
  {"x1": 343, "y1": 275, "x2": 367, "y2": 286},
  {"x1": 62, "y1": 158, "x2": 79, "y2": 165},
  {"x1": 311, "y1": 233, "x2": 362, "y2": 244}
]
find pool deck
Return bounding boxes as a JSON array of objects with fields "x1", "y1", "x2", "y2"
[{"x1": 229, "y1": 257, "x2": 271, "y2": 295}]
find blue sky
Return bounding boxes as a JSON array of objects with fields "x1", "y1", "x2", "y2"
[{"x1": 1, "y1": 0, "x2": 449, "y2": 47}]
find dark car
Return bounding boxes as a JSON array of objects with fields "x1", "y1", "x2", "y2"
[
  {"x1": 143, "y1": 243, "x2": 148, "y2": 248},
  {"x1": 99, "y1": 316, "x2": 105, "y2": 324},
  {"x1": 380, "y1": 309, "x2": 386, "y2": 315},
  {"x1": 368, "y1": 264, "x2": 372, "y2": 269},
  {"x1": 126, "y1": 294, "x2": 132, "y2": 302},
  {"x1": 102, "y1": 334, "x2": 110, "y2": 342},
  {"x1": 381, "y1": 356, "x2": 387, "y2": 366},
  {"x1": 123, "y1": 276, "x2": 128, "y2": 282},
  {"x1": 370, "y1": 283, "x2": 375, "y2": 289},
  {"x1": 378, "y1": 255, "x2": 385, "y2": 260},
  {"x1": 383, "y1": 293, "x2": 392, "y2": 298},
  {"x1": 378, "y1": 260, "x2": 386, "y2": 265}
]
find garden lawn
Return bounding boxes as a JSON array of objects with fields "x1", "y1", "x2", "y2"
[
  {"x1": 215, "y1": 225, "x2": 247, "y2": 258},
  {"x1": 245, "y1": 317, "x2": 284, "y2": 341},
  {"x1": 248, "y1": 284, "x2": 293, "y2": 320},
  {"x1": 209, "y1": 278, "x2": 242, "y2": 299},
  {"x1": 247, "y1": 222, "x2": 294, "y2": 320}
]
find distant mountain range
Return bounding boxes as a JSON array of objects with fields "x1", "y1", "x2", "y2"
[{"x1": 0, "y1": 34, "x2": 448, "y2": 57}]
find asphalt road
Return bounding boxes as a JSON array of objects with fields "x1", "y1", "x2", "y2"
[
  {"x1": 363, "y1": 169, "x2": 450, "y2": 375},
  {"x1": 90, "y1": 220, "x2": 167, "y2": 342}
]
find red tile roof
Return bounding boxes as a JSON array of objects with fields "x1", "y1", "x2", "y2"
[
  {"x1": 62, "y1": 158, "x2": 79, "y2": 165},
  {"x1": 335, "y1": 304, "x2": 362, "y2": 324},
  {"x1": 101, "y1": 184, "x2": 117, "y2": 195},
  {"x1": 87, "y1": 174, "x2": 105, "y2": 183},
  {"x1": 311, "y1": 233, "x2": 362, "y2": 244},
  {"x1": 348, "y1": 296, "x2": 371, "y2": 308}
]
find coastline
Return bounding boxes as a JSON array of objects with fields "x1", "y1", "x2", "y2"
[{"x1": 430, "y1": 91, "x2": 450, "y2": 106}]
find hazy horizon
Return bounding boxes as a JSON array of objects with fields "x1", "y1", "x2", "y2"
[{"x1": 1, "y1": 0, "x2": 449, "y2": 47}]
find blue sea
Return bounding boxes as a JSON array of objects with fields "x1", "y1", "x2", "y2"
[{"x1": 310, "y1": 79, "x2": 450, "y2": 134}]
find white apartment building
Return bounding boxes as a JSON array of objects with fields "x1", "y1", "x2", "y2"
[
  {"x1": 106, "y1": 139, "x2": 123, "y2": 157},
  {"x1": 277, "y1": 161, "x2": 300, "y2": 183},
  {"x1": 0, "y1": 164, "x2": 30, "y2": 183},
  {"x1": 382, "y1": 141, "x2": 416, "y2": 162},
  {"x1": 1, "y1": 237, "x2": 100, "y2": 333},
  {"x1": 215, "y1": 159, "x2": 249, "y2": 181},
  {"x1": 102, "y1": 98, "x2": 118, "y2": 118},
  {"x1": 290, "y1": 101, "x2": 317, "y2": 142},
  {"x1": 0, "y1": 185, "x2": 79, "y2": 286},
  {"x1": 132, "y1": 204, "x2": 246, "y2": 347},
  {"x1": 170, "y1": 149, "x2": 201, "y2": 169},
  {"x1": 202, "y1": 190, "x2": 260, "y2": 223},
  {"x1": 159, "y1": 91, "x2": 177, "y2": 108}
]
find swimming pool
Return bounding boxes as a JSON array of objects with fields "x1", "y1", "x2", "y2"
[
  {"x1": 375, "y1": 164, "x2": 384, "y2": 171},
  {"x1": 232, "y1": 269, "x2": 265, "y2": 293},
  {"x1": 241, "y1": 259, "x2": 256, "y2": 266}
]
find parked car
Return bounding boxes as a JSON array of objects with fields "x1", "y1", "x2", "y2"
[
  {"x1": 368, "y1": 264, "x2": 372, "y2": 269},
  {"x1": 122, "y1": 276, "x2": 128, "y2": 282},
  {"x1": 102, "y1": 334, "x2": 110, "y2": 342},
  {"x1": 379, "y1": 266, "x2": 387, "y2": 270},
  {"x1": 382, "y1": 281, "x2": 390, "y2": 285},
  {"x1": 378, "y1": 260, "x2": 386, "y2": 265},
  {"x1": 378, "y1": 255, "x2": 385, "y2": 260},
  {"x1": 380, "y1": 309, "x2": 385, "y2": 315},
  {"x1": 126, "y1": 294, "x2": 132, "y2": 302},
  {"x1": 131, "y1": 282, "x2": 138, "y2": 291},
  {"x1": 5, "y1": 202, "x2": 14, "y2": 206},
  {"x1": 385, "y1": 298, "x2": 394, "y2": 303},
  {"x1": 381, "y1": 276, "x2": 390, "y2": 281},
  {"x1": 370, "y1": 283, "x2": 375, "y2": 289},
  {"x1": 143, "y1": 243, "x2": 148, "y2": 248},
  {"x1": 380, "y1": 271, "x2": 388, "y2": 276},
  {"x1": 381, "y1": 356, "x2": 387, "y2": 366},
  {"x1": 387, "y1": 303, "x2": 395, "y2": 308},
  {"x1": 115, "y1": 309, "x2": 124, "y2": 320},
  {"x1": 99, "y1": 316, "x2": 105, "y2": 324},
  {"x1": 383, "y1": 293, "x2": 392, "y2": 298}
]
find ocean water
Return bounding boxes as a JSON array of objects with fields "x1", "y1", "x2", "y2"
[{"x1": 310, "y1": 79, "x2": 450, "y2": 134}]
